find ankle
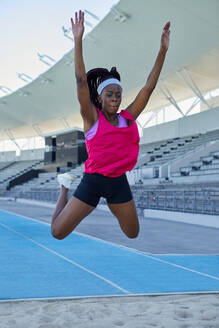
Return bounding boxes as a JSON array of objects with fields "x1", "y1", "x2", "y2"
[{"x1": 61, "y1": 185, "x2": 69, "y2": 192}]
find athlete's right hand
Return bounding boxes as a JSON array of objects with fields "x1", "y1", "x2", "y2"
[{"x1": 71, "y1": 10, "x2": 84, "y2": 39}]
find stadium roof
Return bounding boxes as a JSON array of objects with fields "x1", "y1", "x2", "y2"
[{"x1": 1, "y1": 0, "x2": 219, "y2": 140}]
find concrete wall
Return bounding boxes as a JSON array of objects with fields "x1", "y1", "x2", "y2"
[
  {"x1": 200, "y1": 95, "x2": 219, "y2": 112},
  {"x1": 0, "y1": 149, "x2": 45, "y2": 163},
  {"x1": 0, "y1": 151, "x2": 16, "y2": 163},
  {"x1": 17, "y1": 149, "x2": 45, "y2": 161},
  {"x1": 141, "y1": 106, "x2": 219, "y2": 145}
]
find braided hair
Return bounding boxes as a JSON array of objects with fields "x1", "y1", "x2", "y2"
[{"x1": 86, "y1": 67, "x2": 121, "y2": 109}]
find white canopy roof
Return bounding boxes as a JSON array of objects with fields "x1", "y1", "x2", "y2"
[{"x1": 1, "y1": 0, "x2": 219, "y2": 140}]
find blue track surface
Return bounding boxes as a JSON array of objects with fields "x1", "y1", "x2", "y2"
[{"x1": 0, "y1": 210, "x2": 219, "y2": 300}]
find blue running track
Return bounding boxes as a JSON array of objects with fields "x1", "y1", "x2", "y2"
[{"x1": 0, "y1": 210, "x2": 219, "y2": 300}]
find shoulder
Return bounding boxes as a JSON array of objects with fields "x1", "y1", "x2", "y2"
[
  {"x1": 120, "y1": 109, "x2": 136, "y2": 121},
  {"x1": 119, "y1": 110, "x2": 136, "y2": 127}
]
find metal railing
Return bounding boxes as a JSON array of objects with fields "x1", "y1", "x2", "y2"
[
  {"x1": 0, "y1": 189, "x2": 60, "y2": 204},
  {"x1": 132, "y1": 187, "x2": 219, "y2": 215},
  {"x1": 1, "y1": 187, "x2": 219, "y2": 216}
]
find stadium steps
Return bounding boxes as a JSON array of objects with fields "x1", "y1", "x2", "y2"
[
  {"x1": 0, "y1": 162, "x2": 14, "y2": 171},
  {"x1": 138, "y1": 129, "x2": 219, "y2": 171},
  {"x1": 8, "y1": 165, "x2": 84, "y2": 193},
  {"x1": 172, "y1": 150, "x2": 219, "y2": 179},
  {"x1": 0, "y1": 160, "x2": 44, "y2": 185}
]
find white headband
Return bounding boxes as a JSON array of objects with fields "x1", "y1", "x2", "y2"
[{"x1": 97, "y1": 78, "x2": 122, "y2": 95}]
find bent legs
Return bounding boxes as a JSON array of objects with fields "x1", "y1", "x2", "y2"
[
  {"x1": 51, "y1": 186, "x2": 95, "y2": 240},
  {"x1": 107, "y1": 199, "x2": 139, "y2": 239},
  {"x1": 51, "y1": 187, "x2": 139, "y2": 240}
]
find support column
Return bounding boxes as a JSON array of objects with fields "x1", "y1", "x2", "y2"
[
  {"x1": 4, "y1": 129, "x2": 21, "y2": 150},
  {"x1": 185, "y1": 97, "x2": 200, "y2": 115},
  {"x1": 176, "y1": 68, "x2": 211, "y2": 109},
  {"x1": 158, "y1": 81, "x2": 185, "y2": 117},
  {"x1": 163, "y1": 107, "x2": 166, "y2": 123},
  {"x1": 32, "y1": 124, "x2": 42, "y2": 136},
  {"x1": 59, "y1": 117, "x2": 70, "y2": 129},
  {"x1": 142, "y1": 111, "x2": 157, "y2": 128}
]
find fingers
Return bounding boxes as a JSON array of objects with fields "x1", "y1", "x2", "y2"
[
  {"x1": 163, "y1": 21, "x2": 170, "y2": 31},
  {"x1": 80, "y1": 10, "x2": 84, "y2": 24},
  {"x1": 70, "y1": 10, "x2": 84, "y2": 25},
  {"x1": 162, "y1": 21, "x2": 170, "y2": 40}
]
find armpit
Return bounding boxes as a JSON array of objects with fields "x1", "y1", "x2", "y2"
[{"x1": 75, "y1": 75, "x2": 84, "y2": 84}]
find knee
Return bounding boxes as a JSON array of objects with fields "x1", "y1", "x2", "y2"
[
  {"x1": 51, "y1": 225, "x2": 65, "y2": 240},
  {"x1": 126, "y1": 226, "x2": 139, "y2": 239}
]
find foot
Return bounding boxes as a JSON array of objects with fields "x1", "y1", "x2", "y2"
[{"x1": 57, "y1": 173, "x2": 77, "y2": 189}]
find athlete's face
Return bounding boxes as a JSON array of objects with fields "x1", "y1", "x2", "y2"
[{"x1": 98, "y1": 84, "x2": 122, "y2": 114}]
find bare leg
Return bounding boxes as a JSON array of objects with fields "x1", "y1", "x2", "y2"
[
  {"x1": 51, "y1": 187, "x2": 95, "y2": 240},
  {"x1": 52, "y1": 186, "x2": 68, "y2": 223},
  {"x1": 107, "y1": 199, "x2": 139, "y2": 238}
]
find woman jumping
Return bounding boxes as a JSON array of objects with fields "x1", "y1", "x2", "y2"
[{"x1": 51, "y1": 10, "x2": 170, "y2": 240}]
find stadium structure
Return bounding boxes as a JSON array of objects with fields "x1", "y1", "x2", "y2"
[{"x1": 0, "y1": 0, "x2": 219, "y2": 216}]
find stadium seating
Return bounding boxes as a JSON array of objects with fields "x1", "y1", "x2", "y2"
[
  {"x1": 0, "y1": 160, "x2": 44, "y2": 188},
  {"x1": 138, "y1": 129, "x2": 219, "y2": 171},
  {"x1": 1, "y1": 127, "x2": 219, "y2": 215}
]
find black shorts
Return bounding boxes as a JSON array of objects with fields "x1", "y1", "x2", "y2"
[{"x1": 73, "y1": 172, "x2": 133, "y2": 207}]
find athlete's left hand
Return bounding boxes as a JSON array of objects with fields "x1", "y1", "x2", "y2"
[{"x1": 160, "y1": 21, "x2": 170, "y2": 51}]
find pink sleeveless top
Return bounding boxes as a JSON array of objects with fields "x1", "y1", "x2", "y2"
[
  {"x1": 84, "y1": 108, "x2": 140, "y2": 177},
  {"x1": 85, "y1": 113, "x2": 128, "y2": 139}
]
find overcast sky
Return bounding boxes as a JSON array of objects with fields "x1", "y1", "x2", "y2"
[{"x1": 0, "y1": 0, "x2": 119, "y2": 96}]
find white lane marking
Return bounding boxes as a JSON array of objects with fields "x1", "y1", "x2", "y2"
[
  {"x1": 1, "y1": 290, "x2": 219, "y2": 303},
  {"x1": 147, "y1": 253, "x2": 219, "y2": 256},
  {"x1": 1, "y1": 210, "x2": 219, "y2": 283},
  {"x1": 0, "y1": 209, "x2": 154, "y2": 256},
  {"x1": 0, "y1": 221, "x2": 129, "y2": 294},
  {"x1": 0, "y1": 209, "x2": 154, "y2": 254},
  {"x1": 139, "y1": 253, "x2": 219, "y2": 281}
]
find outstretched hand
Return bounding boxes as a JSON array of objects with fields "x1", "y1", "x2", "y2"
[
  {"x1": 161, "y1": 21, "x2": 170, "y2": 51},
  {"x1": 71, "y1": 10, "x2": 84, "y2": 39}
]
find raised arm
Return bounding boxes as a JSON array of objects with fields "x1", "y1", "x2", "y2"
[
  {"x1": 126, "y1": 21, "x2": 170, "y2": 120},
  {"x1": 71, "y1": 10, "x2": 96, "y2": 122}
]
